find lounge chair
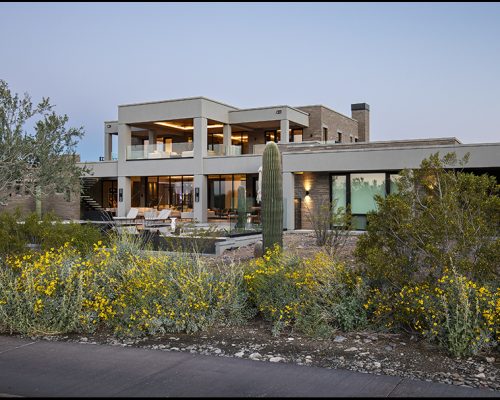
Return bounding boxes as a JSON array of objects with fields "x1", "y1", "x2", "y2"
[
  {"x1": 112, "y1": 207, "x2": 139, "y2": 225},
  {"x1": 144, "y1": 209, "x2": 171, "y2": 228}
]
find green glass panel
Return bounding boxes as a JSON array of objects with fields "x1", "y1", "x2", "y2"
[
  {"x1": 331, "y1": 175, "x2": 347, "y2": 213},
  {"x1": 350, "y1": 173, "x2": 386, "y2": 214}
]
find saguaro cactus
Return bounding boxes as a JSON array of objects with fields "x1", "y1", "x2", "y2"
[
  {"x1": 261, "y1": 141, "x2": 283, "y2": 252},
  {"x1": 236, "y1": 185, "x2": 247, "y2": 230}
]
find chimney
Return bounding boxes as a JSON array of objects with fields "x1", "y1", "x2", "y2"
[{"x1": 351, "y1": 103, "x2": 370, "y2": 142}]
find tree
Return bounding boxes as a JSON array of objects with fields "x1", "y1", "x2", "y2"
[
  {"x1": 355, "y1": 152, "x2": 499, "y2": 288},
  {"x1": 0, "y1": 79, "x2": 89, "y2": 217}
]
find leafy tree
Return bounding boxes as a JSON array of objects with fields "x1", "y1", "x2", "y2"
[
  {"x1": 355, "y1": 152, "x2": 499, "y2": 288},
  {"x1": 0, "y1": 79, "x2": 89, "y2": 217}
]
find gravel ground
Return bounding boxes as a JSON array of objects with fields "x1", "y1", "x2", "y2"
[{"x1": 14, "y1": 231, "x2": 500, "y2": 392}]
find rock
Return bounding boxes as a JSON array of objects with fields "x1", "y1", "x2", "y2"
[
  {"x1": 249, "y1": 352, "x2": 262, "y2": 360},
  {"x1": 287, "y1": 337, "x2": 294, "y2": 341},
  {"x1": 477, "y1": 366, "x2": 485, "y2": 373},
  {"x1": 80, "y1": 337, "x2": 88, "y2": 343},
  {"x1": 269, "y1": 357, "x2": 285, "y2": 363},
  {"x1": 214, "y1": 348, "x2": 222, "y2": 354},
  {"x1": 234, "y1": 351, "x2": 245, "y2": 358},
  {"x1": 373, "y1": 362, "x2": 381, "y2": 369},
  {"x1": 344, "y1": 347, "x2": 358, "y2": 352},
  {"x1": 384, "y1": 346, "x2": 394, "y2": 351},
  {"x1": 474, "y1": 373, "x2": 486, "y2": 379},
  {"x1": 170, "y1": 347, "x2": 180, "y2": 351},
  {"x1": 334, "y1": 335, "x2": 347, "y2": 343},
  {"x1": 486, "y1": 357, "x2": 495, "y2": 363}
]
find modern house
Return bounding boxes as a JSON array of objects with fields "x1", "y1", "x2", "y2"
[{"x1": 79, "y1": 97, "x2": 499, "y2": 231}]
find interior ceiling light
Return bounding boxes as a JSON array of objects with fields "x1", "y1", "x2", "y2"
[{"x1": 155, "y1": 122, "x2": 224, "y2": 130}]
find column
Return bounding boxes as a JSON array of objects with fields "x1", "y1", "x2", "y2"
[
  {"x1": 117, "y1": 176, "x2": 131, "y2": 217},
  {"x1": 193, "y1": 174, "x2": 208, "y2": 223},
  {"x1": 104, "y1": 133, "x2": 113, "y2": 161},
  {"x1": 223, "y1": 124, "x2": 232, "y2": 155},
  {"x1": 280, "y1": 119, "x2": 290, "y2": 144},
  {"x1": 283, "y1": 172, "x2": 295, "y2": 230},
  {"x1": 117, "y1": 123, "x2": 132, "y2": 165},
  {"x1": 193, "y1": 117, "x2": 207, "y2": 172}
]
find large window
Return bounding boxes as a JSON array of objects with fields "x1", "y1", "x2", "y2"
[
  {"x1": 265, "y1": 130, "x2": 279, "y2": 143},
  {"x1": 131, "y1": 176, "x2": 193, "y2": 211},
  {"x1": 331, "y1": 175, "x2": 347, "y2": 213},
  {"x1": 350, "y1": 173, "x2": 386, "y2": 214},
  {"x1": 208, "y1": 174, "x2": 248, "y2": 218}
]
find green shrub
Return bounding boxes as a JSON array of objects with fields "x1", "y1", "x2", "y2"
[
  {"x1": 0, "y1": 210, "x2": 104, "y2": 257},
  {"x1": 356, "y1": 152, "x2": 500, "y2": 287},
  {"x1": 244, "y1": 246, "x2": 367, "y2": 336},
  {"x1": 0, "y1": 236, "x2": 250, "y2": 337},
  {"x1": 0, "y1": 244, "x2": 89, "y2": 335},
  {"x1": 365, "y1": 267, "x2": 499, "y2": 357}
]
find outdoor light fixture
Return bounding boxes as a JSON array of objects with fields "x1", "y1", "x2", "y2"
[{"x1": 305, "y1": 190, "x2": 310, "y2": 197}]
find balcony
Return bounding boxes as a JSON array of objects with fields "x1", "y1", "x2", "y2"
[
  {"x1": 207, "y1": 144, "x2": 242, "y2": 157},
  {"x1": 127, "y1": 143, "x2": 194, "y2": 160}
]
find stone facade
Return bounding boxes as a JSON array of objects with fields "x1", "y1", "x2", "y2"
[
  {"x1": 0, "y1": 191, "x2": 80, "y2": 220},
  {"x1": 296, "y1": 106, "x2": 359, "y2": 143},
  {"x1": 294, "y1": 171, "x2": 331, "y2": 229}
]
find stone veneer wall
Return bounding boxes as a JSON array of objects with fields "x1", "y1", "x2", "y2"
[
  {"x1": 0, "y1": 191, "x2": 80, "y2": 220},
  {"x1": 296, "y1": 106, "x2": 359, "y2": 143},
  {"x1": 294, "y1": 171, "x2": 331, "y2": 229}
]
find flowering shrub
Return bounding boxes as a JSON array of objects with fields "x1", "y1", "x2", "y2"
[
  {"x1": 244, "y1": 245, "x2": 367, "y2": 336},
  {"x1": 0, "y1": 243, "x2": 91, "y2": 335},
  {"x1": 0, "y1": 239, "x2": 248, "y2": 336},
  {"x1": 365, "y1": 268, "x2": 499, "y2": 357}
]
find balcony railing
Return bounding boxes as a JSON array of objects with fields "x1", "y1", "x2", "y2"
[
  {"x1": 127, "y1": 143, "x2": 194, "y2": 160},
  {"x1": 207, "y1": 144, "x2": 242, "y2": 157}
]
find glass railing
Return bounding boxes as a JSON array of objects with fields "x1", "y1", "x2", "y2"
[
  {"x1": 207, "y1": 144, "x2": 242, "y2": 157},
  {"x1": 127, "y1": 143, "x2": 194, "y2": 160}
]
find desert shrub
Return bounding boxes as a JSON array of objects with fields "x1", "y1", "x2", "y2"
[
  {"x1": 0, "y1": 236, "x2": 249, "y2": 336},
  {"x1": 0, "y1": 243, "x2": 92, "y2": 335},
  {"x1": 0, "y1": 210, "x2": 104, "y2": 257},
  {"x1": 356, "y1": 152, "x2": 499, "y2": 287},
  {"x1": 305, "y1": 197, "x2": 352, "y2": 258},
  {"x1": 244, "y1": 246, "x2": 367, "y2": 336},
  {"x1": 365, "y1": 267, "x2": 499, "y2": 357}
]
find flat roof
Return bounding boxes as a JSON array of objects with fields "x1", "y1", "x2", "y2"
[{"x1": 118, "y1": 96, "x2": 239, "y2": 110}]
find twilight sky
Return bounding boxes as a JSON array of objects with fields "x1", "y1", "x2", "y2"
[{"x1": 1, "y1": 2, "x2": 499, "y2": 161}]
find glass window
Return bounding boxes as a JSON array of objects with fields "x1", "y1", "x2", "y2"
[
  {"x1": 350, "y1": 173, "x2": 386, "y2": 214},
  {"x1": 147, "y1": 176, "x2": 158, "y2": 207},
  {"x1": 131, "y1": 176, "x2": 141, "y2": 207},
  {"x1": 291, "y1": 129, "x2": 303, "y2": 143},
  {"x1": 331, "y1": 175, "x2": 347, "y2": 213},
  {"x1": 390, "y1": 174, "x2": 402, "y2": 194},
  {"x1": 182, "y1": 177, "x2": 193, "y2": 211},
  {"x1": 265, "y1": 130, "x2": 279, "y2": 143},
  {"x1": 158, "y1": 176, "x2": 170, "y2": 209},
  {"x1": 171, "y1": 176, "x2": 183, "y2": 210}
]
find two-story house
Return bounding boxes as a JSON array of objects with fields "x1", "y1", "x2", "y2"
[{"x1": 80, "y1": 97, "x2": 499, "y2": 231}]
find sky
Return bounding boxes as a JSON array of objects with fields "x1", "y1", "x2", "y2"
[{"x1": 1, "y1": 2, "x2": 499, "y2": 161}]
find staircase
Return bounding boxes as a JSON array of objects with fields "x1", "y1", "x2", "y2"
[{"x1": 80, "y1": 178, "x2": 106, "y2": 219}]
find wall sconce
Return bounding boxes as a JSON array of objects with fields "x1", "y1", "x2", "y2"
[{"x1": 305, "y1": 190, "x2": 310, "y2": 197}]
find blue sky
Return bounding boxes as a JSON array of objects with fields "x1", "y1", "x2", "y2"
[{"x1": 1, "y1": 2, "x2": 499, "y2": 161}]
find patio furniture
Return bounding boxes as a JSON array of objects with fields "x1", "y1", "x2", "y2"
[
  {"x1": 112, "y1": 207, "x2": 139, "y2": 225},
  {"x1": 144, "y1": 209, "x2": 172, "y2": 228}
]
